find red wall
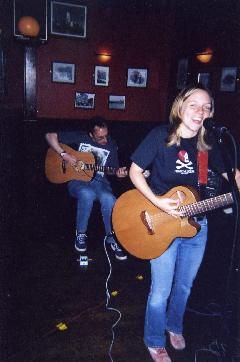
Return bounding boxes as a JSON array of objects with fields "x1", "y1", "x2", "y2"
[{"x1": 36, "y1": 3, "x2": 175, "y2": 122}]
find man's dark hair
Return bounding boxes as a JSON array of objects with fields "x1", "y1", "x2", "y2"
[{"x1": 87, "y1": 116, "x2": 108, "y2": 134}]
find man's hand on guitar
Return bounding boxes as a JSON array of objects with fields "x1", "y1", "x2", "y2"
[
  {"x1": 62, "y1": 152, "x2": 77, "y2": 167},
  {"x1": 116, "y1": 167, "x2": 128, "y2": 178}
]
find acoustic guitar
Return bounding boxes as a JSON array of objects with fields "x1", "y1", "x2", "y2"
[
  {"x1": 45, "y1": 143, "x2": 150, "y2": 183},
  {"x1": 112, "y1": 185, "x2": 234, "y2": 260}
]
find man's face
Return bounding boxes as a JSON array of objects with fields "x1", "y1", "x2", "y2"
[{"x1": 90, "y1": 126, "x2": 108, "y2": 145}]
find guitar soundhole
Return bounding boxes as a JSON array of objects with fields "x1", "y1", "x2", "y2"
[{"x1": 140, "y1": 211, "x2": 154, "y2": 235}]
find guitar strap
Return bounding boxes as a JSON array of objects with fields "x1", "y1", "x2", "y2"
[{"x1": 197, "y1": 150, "x2": 208, "y2": 186}]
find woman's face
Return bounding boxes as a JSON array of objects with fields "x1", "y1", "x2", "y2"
[{"x1": 179, "y1": 89, "x2": 212, "y2": 137}]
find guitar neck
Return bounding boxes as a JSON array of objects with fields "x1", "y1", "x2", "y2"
[
  {"x1": 84, "y1": 164, "x2": 117, "y2": 175},
  {"x1": 180, "y1": 192, "x2": 233, "y2": 217}
]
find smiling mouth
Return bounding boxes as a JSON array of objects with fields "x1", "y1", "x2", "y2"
[{"x1": 192, "y1": 118, "x2": 203, "y2": 124}]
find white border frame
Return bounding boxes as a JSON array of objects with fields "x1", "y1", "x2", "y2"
[
  {"x1": 220, "y1": 67, "x2": 237, "y2": 92},
  {"x1": 75, "y1": 92, "x2": 95, "y2": 109},
  {"x1": 108, "y1": 95, "x2": 126, "y2": 110},
  {"x1": 51, "y1": 1, "x2": 87, "y2": 38},
  {"x1": 52, "y1": 62, "x2": 75, "y2": 84},
  {"x1": 127, "y1": 68, "x2": 148, "y2": 88},
  {"x1": 94, "y1": 66, "x2": 109, "y2": 86}
]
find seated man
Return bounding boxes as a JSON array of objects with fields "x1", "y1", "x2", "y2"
[{"x1": 45, "y1": 117, "x2": 128, "y2": 260}]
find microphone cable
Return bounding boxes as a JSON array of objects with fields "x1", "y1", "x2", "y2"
[{"x1": 104, "y1": 236, "x2": 122, "y2": 362}]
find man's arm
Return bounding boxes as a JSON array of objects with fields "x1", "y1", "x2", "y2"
[
  {"x1": 45, "y1": 132, "x2": 77, "y2": 166},
  {"x1": 45, "y1": 133, "x2": 66, "y2": 155}
]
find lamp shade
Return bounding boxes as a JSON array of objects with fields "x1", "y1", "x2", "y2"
[
  {"x1": 196, "y1": 48, "x2": 213, "y2": 63},
  {"x1": 96, "y1": 53, "x2": 112, "y2": 63},
  {"x1": 18, "y1": 16, "x2": 40, "y2": 37}
]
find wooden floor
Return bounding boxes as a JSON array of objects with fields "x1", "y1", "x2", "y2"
[{"x1": 3, "y1": 186, "x2": 239, "y2": 361}]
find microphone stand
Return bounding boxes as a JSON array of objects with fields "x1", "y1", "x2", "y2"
[{"x1": 211, "y1": 128, "x2": 240, "y2": 361}]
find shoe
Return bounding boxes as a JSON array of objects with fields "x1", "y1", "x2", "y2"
[
  {"x1": 148, "y1": 347, "x2": 171, "y2": 362},
  {"x1": 168, "y1": 331, "x2": 186, "y2": 350},
  {"x1": 106, "y1": 233, "x2": 127, "y2": 260},
  {"x1": 110, "y1": 241, "x2": 127, "y2": 260},
  {"x1": 75, "y1": 232, "x2": 87, "y2": 252}
]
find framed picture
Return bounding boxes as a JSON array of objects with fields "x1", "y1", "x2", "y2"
[
  {"x1": 109, "y1": 95, "x2": 126, "y2": 110},
  {"x1": 52, "y1": 62, "x2": 75, "y2": 83},
  {"x1": 127, "y1": 68, "x2": 148, "y2": 88},
  {"x1": 220, "y1": 67, "x2": 237, "y2": 92},
  {"x1": 51, "y1": 1, "x2": 87, "y2": 38},
  {"x1": 197, "y1": 72, "x2": 210, "y2": 88},
  {"x1": 75, "y1": 92, "x2": 95, "y2": 109},
  {"x1": 94, "y1": 66, "x2": 109, "y2": 86},
  {"x1": 176, "y1": 58, "x2": 188, "y2": 89}
]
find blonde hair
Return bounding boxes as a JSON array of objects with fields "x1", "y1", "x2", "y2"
[{"x1": 168, "y1": 85, "x2": 214, "y2": 151}]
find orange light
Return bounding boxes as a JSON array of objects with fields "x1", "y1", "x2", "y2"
[
  {"x1": 96, "y1": 53, "x2": 112, "y2": 63},
  {"x1": 196, "y1": 48, "x2": 213, "y2": 63},
  {"x1": 18, "y1": 16, "x2": 40, "y2": 37}
]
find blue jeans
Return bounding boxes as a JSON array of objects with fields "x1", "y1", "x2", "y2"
[
  {"x1": 67, "y1": 175, "x2": 116, "y2": 236},
  {"x1": 144, "y1": 217, "x2": 208, "y2": 348}
]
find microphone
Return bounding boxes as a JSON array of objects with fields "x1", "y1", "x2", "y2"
[{"x1": 203, "y1": 118, "x2": 229, "y2": 134}]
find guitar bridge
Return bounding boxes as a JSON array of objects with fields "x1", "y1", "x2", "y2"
[{"x1": 141, "y1": 211, "x2": 154, "y2": 235}]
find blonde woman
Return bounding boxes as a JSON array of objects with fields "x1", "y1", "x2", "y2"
[{"x1": 129, "y1": 85, "x2": 240, "y2": 362}]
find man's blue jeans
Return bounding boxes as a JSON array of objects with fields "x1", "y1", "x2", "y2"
[
  {"x1": 67, "y1": 176, "x2": 116, "y2": 236},
  {"x1": 144, "y1": 217, "x2": 208, "y2": 348}
]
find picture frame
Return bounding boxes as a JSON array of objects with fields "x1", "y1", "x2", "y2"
[
  {"x1": 197, "y1": 72, "x2": 210, "y2": 89},
  {"x1": 94, "y1": 66, "x2": 109, "y2": 86},
  {"x1": 75, "y1": 91, "x2": 95, "y2": 109},
  {"x1": 220, "y1": 67, "x2": 237, "y2": 92},
  {"x1": 127, "y1": 68, "x2": 148, "y2": 88},
  {"x1": 108, "y1": 95, "x2": 126, "y2": 110},
  {"x1": 176, "y1": 58, "x2": 188, "y2": 90},
  {"x1": 52, "y1": 61, "x2": 75, "y2": 84},
  {"x1": 51, "y1": 1, "x2": 87, "y2": 38}
]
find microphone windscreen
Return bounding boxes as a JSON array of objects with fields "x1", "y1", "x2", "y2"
[{"x1": 203, "y1": 118, "x2": 215, "y2": 130}]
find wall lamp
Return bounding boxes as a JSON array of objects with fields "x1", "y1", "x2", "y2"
[
  {"x1": 96, "y1": 53, "x2": 112, "y2": 63},
  {"x1": 196, "y1": 48, "x2": 213, "y2": 64}
]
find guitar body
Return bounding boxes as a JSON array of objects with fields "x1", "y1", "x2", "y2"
[
  {"x1": 45, "y1": 143, "x2": 95, "y2": 183},
  {"x1": 112, "y1": 186, "x2": 201, "y2": 260}
]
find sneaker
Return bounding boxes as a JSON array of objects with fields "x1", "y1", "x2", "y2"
[
  {"x1": 75, "y1": 232, "x2": 87, "y2": 252},
  {"x1": 106, "y1": 233, "x2": 127, "y2": 260},
  {"x1": 148, "y1": 347, "x2": 171, "y2": 362},
  {"x1": 168, "y1": 331, "x2": 186, "y2": 350}
]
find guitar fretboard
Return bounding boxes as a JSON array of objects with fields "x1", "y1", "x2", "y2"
[
  {"x1": 180, "y1": 192, "x2": 233, "y2": 217},
  {"x1": 84, "y1": 163, "x2": 116, "y2": 175}
]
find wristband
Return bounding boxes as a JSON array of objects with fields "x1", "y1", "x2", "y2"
[{"x1": 60, "y1": 151, "x2": 67, "y2": 157}]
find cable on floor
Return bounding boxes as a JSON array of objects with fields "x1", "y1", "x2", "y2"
[
  {"x1": 104, "y1": 236, "x2": 122, "y2": 362},
  {"x1": 194, "y1": 340, "x2": 226, "y2": 361}
]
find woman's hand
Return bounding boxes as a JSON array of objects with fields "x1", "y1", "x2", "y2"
[
  {"x1": 153, "y1": 196, "x2": 182, "y2": 217},
  {"x1": 116, "y1": 167, "x2": 128, "y2": 178}
]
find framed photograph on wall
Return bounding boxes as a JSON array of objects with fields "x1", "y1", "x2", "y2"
[
  {"x1": 220, "y1": 67, "x2": 237, "y2": 92},
  {"x1": 108, "y1": 95, "x2": 125, "y2": 110},
  {"x1": 51, "y1": 1, "x2": 87, "y2": 38},
  {"x1": 197, "y1": 72, "x2": 210, "y2": 89},
  {"x1": 75, "y1": 92, "x2": 95, "y2": 109},
  {"x1": 127, "y1": 68, "x2": 147, "y2": 88},
  {"x1": 52, "y1": 61, "x2": 75, "y2": 83},
  {"x1": 94, "y1": 66, "x2": 109, "y2": 86},
  {"x1": 176, "y1": 58, "x2": 188, "y2": 89}
]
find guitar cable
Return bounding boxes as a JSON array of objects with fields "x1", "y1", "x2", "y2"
[{"x1": 103, "y1": 236, "x2": 122, "y2": 362}]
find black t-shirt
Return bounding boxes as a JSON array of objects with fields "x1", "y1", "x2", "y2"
[
  {"x1": 131, "y1": 125, "x2": 226, "y2": 195},
  {"x1": 57, "y1": 131, "x2": 119, "y2": 181}
]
